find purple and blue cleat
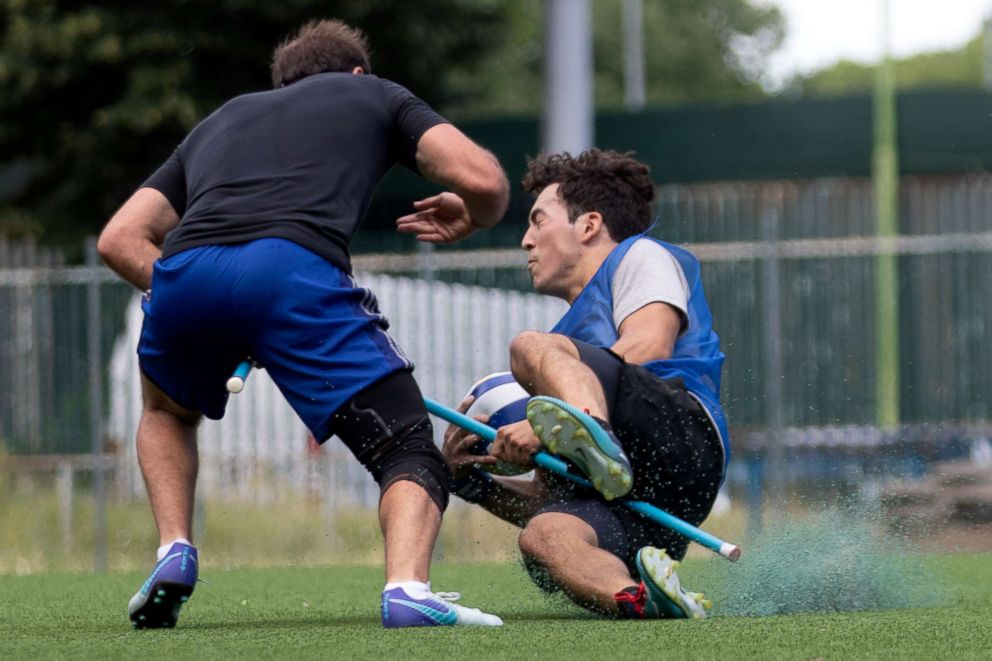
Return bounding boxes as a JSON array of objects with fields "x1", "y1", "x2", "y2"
[
  {"x1": 526, "y1": 396, "x2": 634, "y2": 501},
  {"x1": 128, "y1": 542, "x2": 198, "y2": 629},
  {"x1": 381, "y1": 585, "x2": 503, "y2": 627}
]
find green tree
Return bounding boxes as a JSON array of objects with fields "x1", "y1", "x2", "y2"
[
  {"x1": 593, "y1": 0, "x2": 784, "y2": 108},
  {"x1": 0, "y1": 0, "x2": 510, "y2": 246},
  {"x1": 0, "y1": 0, "x2": 783, "y2": 249},
  {"x1": 446, "y1": 0, "x2": 785, "y2": 118},
  {"x1": 794, "y1": 33, "x2": 982, "y2": 97}
]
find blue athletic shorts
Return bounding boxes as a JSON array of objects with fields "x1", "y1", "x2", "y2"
[{"x1": 137, "y1": 238, "x2": 413, "y2": 441}]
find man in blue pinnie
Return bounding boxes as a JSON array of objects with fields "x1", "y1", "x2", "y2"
[{"x1": 443, "y1": 149, "x2": 729, "y2": 620}]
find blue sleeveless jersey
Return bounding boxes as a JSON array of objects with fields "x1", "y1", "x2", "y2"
[{"x1": 550, "y1": 235, "x2": 730, "y2": 465}]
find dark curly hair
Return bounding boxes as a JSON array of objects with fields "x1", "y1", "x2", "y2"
[
  {"x1": 521, "y1": 149, "x2": 655, "y2": 241},
  {"x1": 271, "y1": 19, "x2": 371, "y2": 88}
]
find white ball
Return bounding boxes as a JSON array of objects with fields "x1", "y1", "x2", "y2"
[{"x1": 464, "y1": 372, "x2": 532, "y2": 476}]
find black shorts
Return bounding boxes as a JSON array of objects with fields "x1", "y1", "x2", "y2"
[{"x1": 533, "y1": 339, "x2": 724, "y2": 574}]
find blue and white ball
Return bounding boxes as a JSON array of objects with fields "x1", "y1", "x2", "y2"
[{"x1": 464, "y1": 372, "x2": 532, "y2": 476}]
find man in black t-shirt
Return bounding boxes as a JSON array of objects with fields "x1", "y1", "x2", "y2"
[{"x1": 98, "y1": 19, "x2": 508, "y2": 629}]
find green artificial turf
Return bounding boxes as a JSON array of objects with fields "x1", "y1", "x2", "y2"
[{"x1": 1, "y1": 554, "x2": 990, "y2": 660}]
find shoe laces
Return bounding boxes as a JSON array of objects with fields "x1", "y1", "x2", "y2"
[
  {"x1": 615, "y1": 582, "x2": 648, "y2": 619},
  {"x1": 433, "y1": 591, "x2": 461, "y2": 603},
  {"x1": 433, "y1": 591, "x2": 489, "y2": 617}
]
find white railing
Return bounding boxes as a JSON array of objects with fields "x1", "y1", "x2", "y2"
[{"x1": 107, "y1": 272, "x2": 567, "y2": 501}]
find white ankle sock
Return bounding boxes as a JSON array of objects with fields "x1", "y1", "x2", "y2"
[
  {"x1": 383, "y1": 580, "x2": 431, "y2": 596},
  {"x1": 157, "y1": 538, "x2": 193, "y2": 561}
]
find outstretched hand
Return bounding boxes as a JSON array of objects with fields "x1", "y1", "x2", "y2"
[{"x1": 396, "y1": 192, "x2": 477, "y2": 244}]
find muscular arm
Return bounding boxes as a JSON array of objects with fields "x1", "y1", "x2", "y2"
[
  {"x1": 609, "y1": 240, "x2": 689, "y2": 364},
  {"x1": 96, "y1": 188, "x2": 181, "y2": 291},
  {"x1": 442, "y1": 400, "x2": 548, "y2": 527},
  {"x1": 414, "y1": 123, "x2": 509, "y2": 229},
  {"x1": 611, "y1": 302, "x2": 683, "y2": 364}
]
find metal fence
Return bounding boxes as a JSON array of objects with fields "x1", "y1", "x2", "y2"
[
  {"x1": 106, "y1": 273, "x2": 567, "y2": 504},
  {"x1": 2, "y1": 174, "x2": 992, "y2": 536}
]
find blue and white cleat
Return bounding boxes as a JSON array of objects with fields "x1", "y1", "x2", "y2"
[
  {"x1": 381, "y1": 585, "x2": 503, "y2": 628},
  {"x1": 526, "y1": 395, "x2": 633, "y2": 500},
  {"x1": 636, "y1": 546, "x2": 711, "y2": 619},
  {"x1": 128, "y1": 542, "x2": 199, "y2": 629}
]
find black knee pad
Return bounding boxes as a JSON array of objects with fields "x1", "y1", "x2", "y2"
[
  {"x1": 330, "y1": 370, "x2": 449, "y2": 512},
  {"x1": 378, "y1": 424, "x2": 450, "y2": 513}
]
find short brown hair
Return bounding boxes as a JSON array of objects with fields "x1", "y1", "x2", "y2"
[
  {"x1": 271, "y1": 19, "x2": 371, "y2": 88},
  {"x1": 521, "y1": 150, "x2": 656, "y2": 242}
]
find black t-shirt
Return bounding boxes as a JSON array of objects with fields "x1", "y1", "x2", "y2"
[{"x1": 144, "y1": 73, "x2": 447, "y2": 272}]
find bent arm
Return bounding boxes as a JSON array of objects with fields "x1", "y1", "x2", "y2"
[
  {"x1": 415, "y1": 123, "x2": 509, "y2": 229},
  {"x1": 611, "y1": 302, "x2": 682, "y2": 365},
  {"x1": 97, "y1": 188, "x2": 180, "y2": 291},
  {"x1": 443, "y1": 406, "x2": 548, "y2": 527}
]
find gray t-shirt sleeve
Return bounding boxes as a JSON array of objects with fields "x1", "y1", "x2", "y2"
[{"x1": 611, "y1": 239, "x2": 689, "y2": 332}]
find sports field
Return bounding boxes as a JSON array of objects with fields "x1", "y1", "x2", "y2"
[{"x1": 2, "y1": 552, "x2": 989, "y2": 660}]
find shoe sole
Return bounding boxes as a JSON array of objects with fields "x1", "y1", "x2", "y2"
[
  {"x1": 129, "y1": 581, "x2": 194, "y2": 629},
  {"x1": 526, "y1": 396, "x2": 633, "y2": 501},
  {"x1": 636, "y1": 547, "x2": 710, "y2": 619}
]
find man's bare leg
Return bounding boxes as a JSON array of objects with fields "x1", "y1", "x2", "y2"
[
  {"x1": 379, "y1": 480, "x2": 441, "y2": 583},
  {"x1": 519, "y1": 512, "x2": 633, "y2": 615},
  {"x1": 509, "y1": 331, "x2": 608, "y2": 420},
  {"x1": 510, "y1": 330, "x2": 632, "y2": 500},
  {"x1": 378, "y1": 479, "x2": 503, "y2": 626},
  {"x1": 520, "y1": 512, "x2": 710, "y2": 620},
  {"x1": 129, "y1": 376, "x2": 203, "y2": 628},
  {"x1": 137, "y1": 376, "x2": 201, "y2": 546}
]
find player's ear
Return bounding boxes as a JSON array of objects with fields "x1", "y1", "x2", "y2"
[{"x1": 578, "y1": 211, "x2": 605, "y2": 244}]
